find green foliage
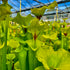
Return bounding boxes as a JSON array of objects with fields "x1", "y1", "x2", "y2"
[
  {"x1": 14, "y1": 61, "x2": 20, "y2": 70},
  {"x1": 35, "y1": 66, "x2": 45, "y2": 70},
  {"x1": 0, "y1": 4, "x2": 12, "y2": 20},
  {"x1": 31, "y1": 6, "x2": 47, "y2": 17},
  {"x1": 28, "y1": 18, "x2": 43, "y2": 35},
  {"x1": 0, "y1": 42, "x2": 5, "y2": 49},
  {"x1": 63, "y1": 18, "x2": 68, "y2": 22},
  {"x1": 26, "y1": 39, "x2": 42, "y2": 51},
  {"x1": 12, "y1": 13, "x2": 24, "y2": 25},
  {"x1": 42, "y1": 32, "x2": 58, "y2": 40},
  {"x1": 31, "y1": 1, "x2": 58, "y2": 19},
  {"x1": 6, "y1": 53, "x2": 15, "y2": 61},
  {"x1": 13, "y1": 13, "x2": 33, "y2": 26},
  {"x1": 8, "y1": 39, "x2": 20, "y2": 48},
  {"x1": 18, "y1": 48, "x2": 27, "y2": 70},
  {"x1": 47, "y1": 1, "x2": 58, "y2": 9},
  {"x1": 36, "y1": 46, "x2": 70, "y2": 70},
  {"x1": 2, "y1": 0, "x2": 8, "y2": 4},
  {"x1": 0, "y1": 1, "x2": 70, "y2": 70}
]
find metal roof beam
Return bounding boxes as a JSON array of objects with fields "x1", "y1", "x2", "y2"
[
  {"x1": 34, "y1": 0, "x2": 46, "y2": 5},
  {"x1": 43, "y1": 11, "x2": 70, "y2": 16},
  {"x1": 26, "y1": 0, "x2": 32, "y2": 7},
  {"x1": 14, "y1": 0, "x2": 70, "y2": 13},
  {"x1": 9, "y1": 0, "x2": 19, "y2": 11}
]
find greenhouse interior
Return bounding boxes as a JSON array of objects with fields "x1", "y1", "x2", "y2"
[{"x1": 0, "y1": 0, "x2": 70, "y2": 70}]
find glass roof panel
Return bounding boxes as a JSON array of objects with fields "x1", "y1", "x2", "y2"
[{"x1": 0, "y1": 0, "x2": 70, "y2": 15}]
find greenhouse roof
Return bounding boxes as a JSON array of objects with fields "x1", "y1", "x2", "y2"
[{"x1": 0, "y1": 0, "x2": 70, "y2": 16}]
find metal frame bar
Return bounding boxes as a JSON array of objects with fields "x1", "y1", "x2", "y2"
[
  {"x1": 34, "y1": 0, "x2": 47, "y2": 6},
  {"x1": 26, "y1": 0, "x2": 32, "y2": 7},
  {"x1": 43, "y1": 11, "x2": 70, "y2": 16},
  {"x1": 25, "y1": 0, "x2": 39, "y2": 8},
  {"x1": 13, "y1": 0, "x2": 70, "y2": 13},
  {"x1": 9, "y1": 0, "x2": 19, "y2": 10},
  {"x1": 64, "y1": 2, "x2": 69, "y2": 12}
]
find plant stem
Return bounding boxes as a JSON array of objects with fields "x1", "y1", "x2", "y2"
[
  {"x1": 61, "y1": 35, "x2": 64, "y2": 49},
  {"x1": 7, "y1": 61, "x2": 13, "y2": 70},
  {"x1": 1, "y1": 21, "x2": 8, "y2": 70},
  {"x1": 28, "y1": 39, "x2": 40, "y2": 70},
  {"x1": 65, "y1": 37, "x2": 68, "y2": 50},
  {"x1": 18, "y1": 48, "x2": 27, "y2": 70}
]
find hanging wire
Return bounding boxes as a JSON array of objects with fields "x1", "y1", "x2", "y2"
[
  {"x1": 20, "y1": 0, "x2": 21, "y2": 15},
  {"x1": 16, "y1": 0, "x2": 26, "y2": 8}
]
